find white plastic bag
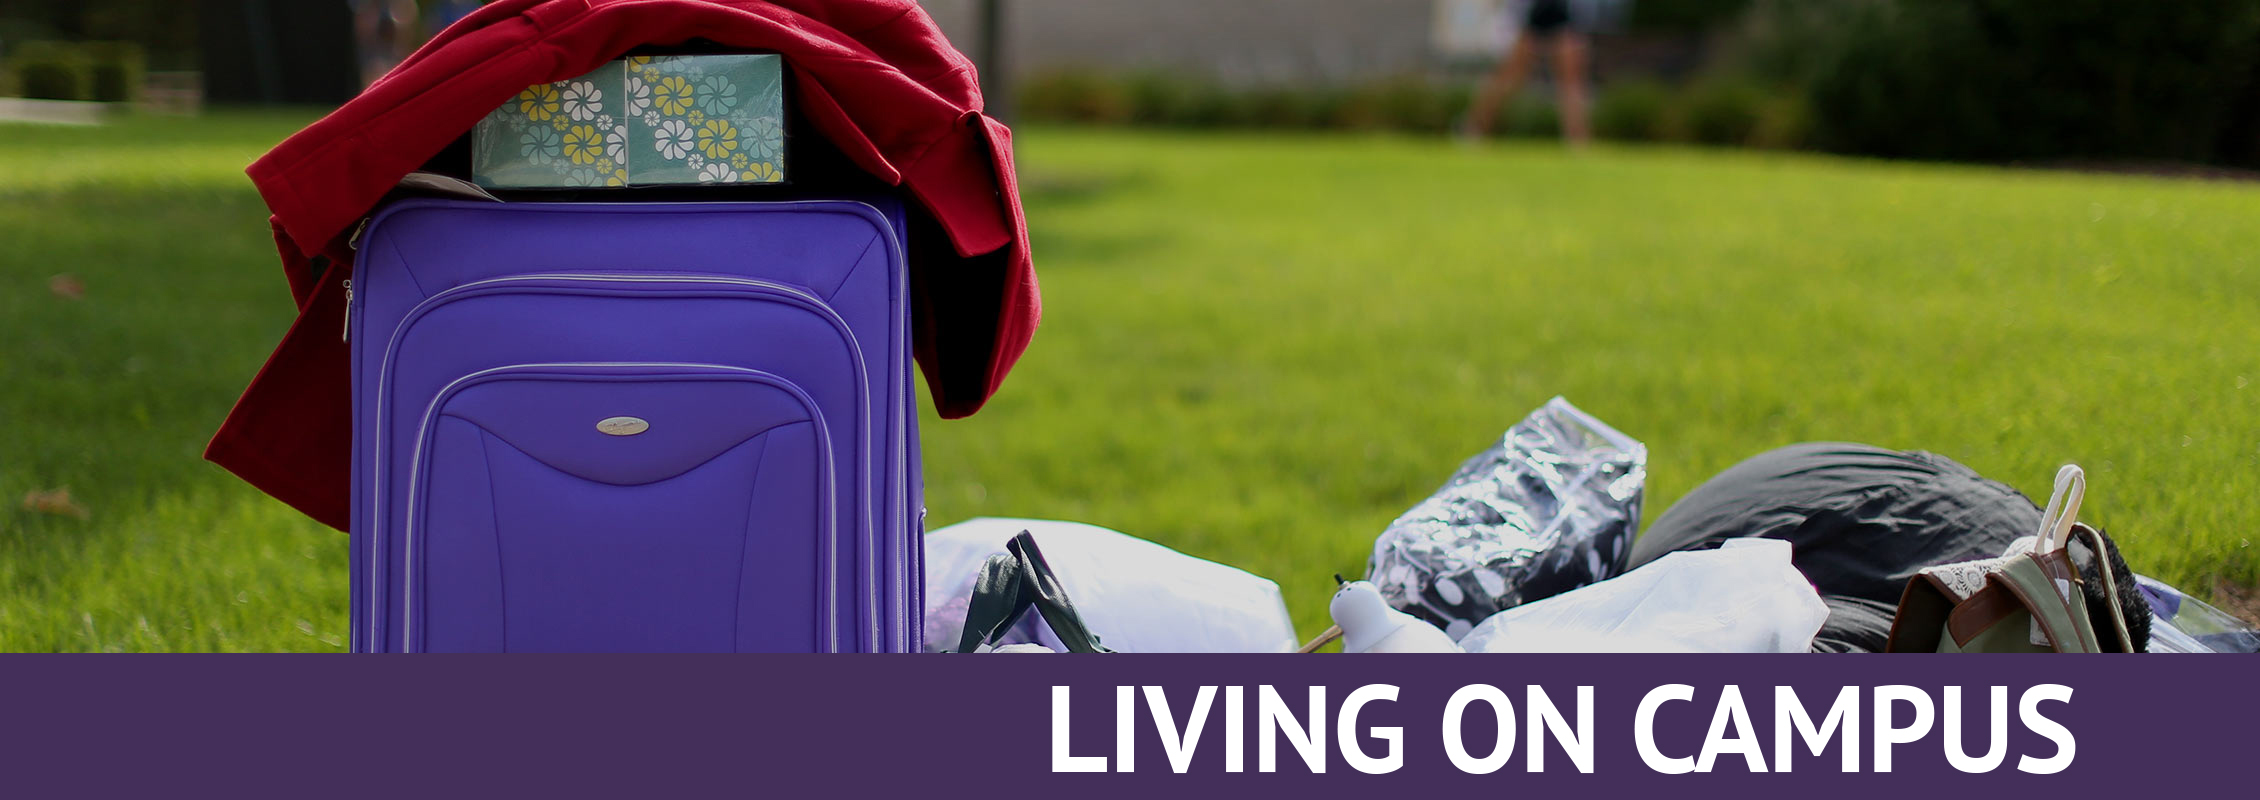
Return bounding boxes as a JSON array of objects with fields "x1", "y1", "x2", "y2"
[
  {"x1": 1457, "y1": 539, "x2": 1828, "y2": 653},
  {"x1": 923, "y1": 518, "x2": 1301, "y2": 653}
]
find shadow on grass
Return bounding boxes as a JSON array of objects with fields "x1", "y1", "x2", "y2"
[{"x1": 1021, "y1": 169, "x2": 1177, "y2": 269}]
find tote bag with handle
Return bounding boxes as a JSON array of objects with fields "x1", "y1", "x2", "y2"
[{"x1": 1886, "y1": 465, "x2": 2138, "y2": 653}]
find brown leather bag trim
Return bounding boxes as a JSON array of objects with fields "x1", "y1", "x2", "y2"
[
  {"x1": 1946, "y1": 584, "x2": 2021, "y2": 647},
  {"x1": 1886, "y1": 573, "x2": 1955, "y2": 653},
  {"x1": 2033, "y1": 548, "x2": 2082, "y2": 590}
]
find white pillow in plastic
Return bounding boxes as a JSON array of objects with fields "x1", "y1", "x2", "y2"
[
  {"x1": 924, "y1": 517, "x2": 1301, "y2": 653},
  {"x1": 1458, "y1": 539, "x2": 1828, "y2": 653}
]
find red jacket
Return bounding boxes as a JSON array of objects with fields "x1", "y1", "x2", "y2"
[{"x1": 209, "y1": 0, "x2": 1036, "y2": 531}]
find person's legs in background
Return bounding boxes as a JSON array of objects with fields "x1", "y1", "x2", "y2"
[
  {"x1": 1461, "y1": 0, "x2": 1590, "y2": 145},
  {"x1": 1460, "y1": 30, "x2": 1539, "y2": 139},
  {"x1": 1551, "y1": 31, "x2": 1592, "y2": 146}
]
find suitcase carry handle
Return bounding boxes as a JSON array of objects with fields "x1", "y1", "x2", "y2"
[{"x1": 955, "y1": 532, "x2": 1114, "y2": 653}]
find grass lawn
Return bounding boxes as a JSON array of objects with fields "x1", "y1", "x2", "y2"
[{"x1": 2, "y1": 112, "x2": 2255, "y2": 651}]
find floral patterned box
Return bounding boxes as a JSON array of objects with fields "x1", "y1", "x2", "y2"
[{"x1": 472, "y1": 53, "x2": 786, "y2": 189}]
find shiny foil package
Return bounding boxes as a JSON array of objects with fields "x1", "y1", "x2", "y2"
[{"x1": 1366, "y1": 397, "x2": 1648, "y2": 638}]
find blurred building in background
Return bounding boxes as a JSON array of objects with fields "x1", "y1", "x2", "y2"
[
  {"x1": 920, "y1": 0, "x2": 1709, "y2": 87},
  {"x1": 923, "y1": 0, "x2": 1442, "y2": 87}
]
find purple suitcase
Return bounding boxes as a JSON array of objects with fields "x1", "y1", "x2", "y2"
[{"x1": 347, "y1": 198, "x2": 922, "y2": 652}]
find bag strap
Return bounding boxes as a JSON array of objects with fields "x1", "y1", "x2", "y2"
[
  {"x1": 2033, "y1": 465, "x2": 2086, "y2": 555},
  {"x1": 953, "y1": 532, "x2": 1115, "y2": 653},
  {"x1": 2031, "y1": 465, "x2": 2137, "y2": 653},
  {"x1": 2070, "y1": 524, "x2": 2138, "y2": 653},
  {"x1": 1008, "y1": 533, "x2": 1114, "y2": 653},
  {"x1": 955, "y1": 542, "x2": 1032, "y2": 653}
]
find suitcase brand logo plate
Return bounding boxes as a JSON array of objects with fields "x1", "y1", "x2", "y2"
[{"x1": 596, "y1": 416, "x2": 650, "y2": 436}]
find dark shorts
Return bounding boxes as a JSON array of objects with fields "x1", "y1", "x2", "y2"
[
  {"x1": 1629, "y1": 443, "x2": 2042, "y2": 652},
  {"x1": 1526, "y1": 0, "x2": 1574, "y2": 38}
]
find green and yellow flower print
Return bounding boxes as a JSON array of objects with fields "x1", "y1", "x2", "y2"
[
  {"x1": 562, "y1": 124, "x2": 602, "y2": 166},
  {"x1": 654, "y1": 76, "x2": 695, "y2": 117},
  {"x1": 697, "y1": 120, "x2": 739, "y2": 160},
  {"x1": 517, "y1": 83, "x2": 562, "y2": 122},
  {"x1": 473, "y1": 55, "x2": 784, "y2": 188},
  {"x1": 740, "y1": 161, "x2": 780, "y2": 183}
]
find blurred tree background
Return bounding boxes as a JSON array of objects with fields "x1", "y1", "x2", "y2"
[
  {"x1": 1768, "y1": 0, "x2": 2260, "y2": 168},
  {"x1": 1004, "y1": 0, "x2": 2260, "y2": 170},
  {"x1": 0, "y1": 0, "x2": 195, "y2": 102},
  {"x1": 2, "y1": 1, "x2": 360, "y2": 105},
  {"x1": 0, "y1": 0, "x2": 197, "y2": 68}
]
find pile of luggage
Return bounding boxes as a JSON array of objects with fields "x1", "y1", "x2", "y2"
[
  {"x1": 212, "y1": 1, "x2": 2254, "y2": 655},
  {"x1": 931, "y1": 398, "x2": 2256, "y2": 655}
]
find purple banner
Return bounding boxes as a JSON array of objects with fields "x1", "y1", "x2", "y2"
[{"x1": 0, "y1": 655, "x2": 2240, "y2": 796}]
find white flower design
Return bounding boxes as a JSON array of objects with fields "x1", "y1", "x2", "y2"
[
  {"x1": 561, "y1": 80, "x2": 602, "y2": 121},
  {"x1": 653, "y1": 118, "x2": 694, "y2": 160},
  {"x1": 595, "y1": 113, "x2": 613, "y2": 129},
  {"x1": 687, "y1": 153, "x2": 705, "y2": 170},
  {"x1": 624, "y1": 76, "x2": 651, "y2": 116},
  {"x1": 605, "y1": 125, "x2": 629, "y2": 163},
  {"x1": 642, "y1": 111, "x2": 660, "y2": 128},
  {"x1": 698, "y1": 162, "x2": 738, "y2": 183}
]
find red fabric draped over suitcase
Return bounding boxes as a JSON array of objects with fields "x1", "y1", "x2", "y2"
[{"x1": 208, "y1": 0, "x2": 1038, "y2": 531}]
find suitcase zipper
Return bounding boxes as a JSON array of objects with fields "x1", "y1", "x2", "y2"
[
  {"x1": 423, "y1": 271, "x2": 827, "y2": 304},
  {"x1": 340, "y1": 280, "x2": 353, "y2": 342}
]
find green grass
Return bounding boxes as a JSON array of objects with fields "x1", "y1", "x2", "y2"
[{"x1": 3, "y1": 113, "x2": 2255, "y2": 651}]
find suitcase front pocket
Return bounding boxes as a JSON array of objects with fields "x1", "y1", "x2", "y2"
[{"x1": 401, "y1": 363, "x2": 839, "y2": 653}]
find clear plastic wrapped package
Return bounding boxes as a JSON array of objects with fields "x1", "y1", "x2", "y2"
[
  {"x1": 2138, "y1": 574, "x2": 2260, "y2": 654},
  {"x1": 1366, "y1": 397, "x2": 1647, "y2": 638}
]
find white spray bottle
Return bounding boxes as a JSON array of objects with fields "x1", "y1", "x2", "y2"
[{"x1": 1329, "y1": 580, "x2": 1464, "y2": 654}]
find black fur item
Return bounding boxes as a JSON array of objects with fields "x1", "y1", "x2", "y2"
[{"x1": 2075, "y1": 527, "x2": 2150, "y2": 653}]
